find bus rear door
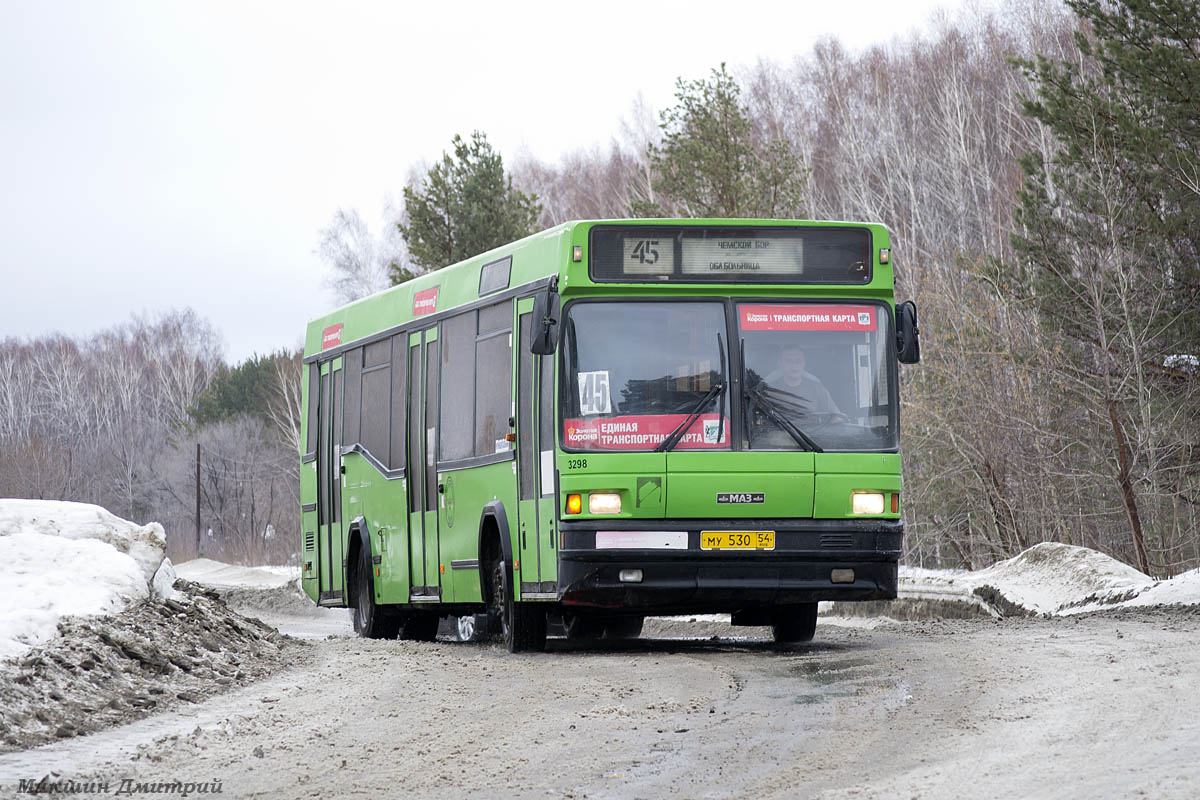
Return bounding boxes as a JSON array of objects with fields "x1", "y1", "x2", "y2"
[{"x1": 407, "y1": 328, "x2": 442, "y2": 601}]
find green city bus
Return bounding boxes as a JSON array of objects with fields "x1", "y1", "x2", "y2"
[{"x1": 299, "y1": 219, "x2": 920, "y2": 652}]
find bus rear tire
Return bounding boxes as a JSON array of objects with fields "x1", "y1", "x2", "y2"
[
  {"x1": 771, "y1": 603, "x2": 818, "y2": 644},
  {"x1": 351, "y1": 547, "x2": 400, "y2": 640},
  {"x1": 490, "y1": 558, "x2": 546, "y2": 653},
  {"x1": 605, "y1": 616, "x2": 644, "y2": 640}
]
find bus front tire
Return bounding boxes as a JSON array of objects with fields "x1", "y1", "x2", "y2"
[
  {"x1": 490, "y1": 558, "x2": 546, "y2": 653},
  {"x1": 771, "y1": 603, "x2": 818, "y2": 644}
]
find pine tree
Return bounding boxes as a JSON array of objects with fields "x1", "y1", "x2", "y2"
[
  {"x1": 634, "y1": 64, "x2": 806, "y2": 218},
  {"x1": 396, "y1": 132, "x2": 542, "y2": 277},
  {"x1": 1011, "y1": 0, "x2": 1200, "y2": 574}
]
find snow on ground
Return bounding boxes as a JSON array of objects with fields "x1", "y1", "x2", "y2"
[
  {"x1": 963, "y1": 542, "x2": 1153, "y2": 615},
  {"x1": 1123, "y1": 566, "x2": 1200, "y2": 608},
  {"x1": 900, "y1": 542, "x2": 1200, "y2": 616},
  {"x1": 0, "y1": 500, "x2": 175, "y2": 660},
  {"x1": 174, "y1": 558, "x2": 298, "y2": 590}
]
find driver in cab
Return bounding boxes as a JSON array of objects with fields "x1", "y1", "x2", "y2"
[{"x1": 764, "y1": 345, "x2": 846, "y2": 424}]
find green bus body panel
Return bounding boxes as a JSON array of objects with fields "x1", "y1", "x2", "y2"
[
  {"x1": 665, "y1": 452, "x2": 816, "y2": 519},
  {"x1": 299, "y1": 219, "x2": 902, "y2": 612},
  {"x1": 340, "y1": 452, "x2": 410, "y2": 602},
  {"x1": 439, "y1": 460, "x2": 516, "y2": 604}
]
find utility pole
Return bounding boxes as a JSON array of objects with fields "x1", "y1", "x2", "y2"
[{"x1": 195, "y1": 442, "x2": 201, "y2": 557}]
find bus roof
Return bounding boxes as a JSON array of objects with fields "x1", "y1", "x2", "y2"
[{"x1": 303, "y1": 219, "x2": 891, "y2": 358}]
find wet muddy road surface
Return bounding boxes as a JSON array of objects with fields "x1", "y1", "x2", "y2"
[{"x1": 2, "y1": 608, "x2": 1198, "y2": 799}]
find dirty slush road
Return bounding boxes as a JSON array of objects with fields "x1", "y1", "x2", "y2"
[{"x1": 2, "y1": 606, "x2": 1199, "y2": 800}]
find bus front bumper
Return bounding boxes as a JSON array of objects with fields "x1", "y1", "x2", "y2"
[{"x1": 556, "y1": 519, "x2": 902, "y2": 613}]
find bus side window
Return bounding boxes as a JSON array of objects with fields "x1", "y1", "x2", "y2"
[
  {"x1": 360, "y1": 340, "x2": 391, "y2": 466},
  {"x1": 475, "y1": 301, "x2": 512, "y2": 457},
  {"x1": 389, "y1": 334, "x2": 407, "y2": 470},
  {"x1": 539, "y1": 352, "x2": 554, "y2": 497},
  {"x1": 343, "y1": 347, "x2": 362, "y2": 449},
  {"x1": 304, "y1": 363, "x2": 319, "y2": 460},
  {"x1": 518, "y1": 313, "x2": 535, "y2": 500}
]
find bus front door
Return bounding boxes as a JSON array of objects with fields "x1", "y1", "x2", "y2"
[
  {"x1": 516, "y1": 300, "x2": 557, "y2": 597},
  {"x1": 516, "y1": 304, "x2": 541, "y2": 594},
  {"x1": 535, "y1": 349, "x2": 558, "y2": 592}
]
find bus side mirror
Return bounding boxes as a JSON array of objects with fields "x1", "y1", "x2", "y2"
[
  {"x1": 896, "y1": 300, "x2": 920, "y2": 364},
  {"x1": 530, "y1": 287, "x2": 559, "y2": 355}
]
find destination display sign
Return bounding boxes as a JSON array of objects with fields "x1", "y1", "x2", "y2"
[
  {"x1": 680, "y1": 236, "x2": 803, "y2": 275},
  {"x1": 589, "y1": 226, "x2": 872, "y2": 285}
]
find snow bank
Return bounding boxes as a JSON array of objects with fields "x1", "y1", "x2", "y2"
[
  {"x1": 174, "y1": 558, "x2": 299, "y2": 590},
  {"x1": 1123, "y1": 567, "x2": 1200, "y2": 608},
  {"x1": 0, "y1": 500, "x2": 173, "y2": 660},
  {"x1": 901, "y1": 543, "x2": 1200, "y2": 616},
  {"x1": 964, "y1": 542, "x2": 1153, "y2": 615}
]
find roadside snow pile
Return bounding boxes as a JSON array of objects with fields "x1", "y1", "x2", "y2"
[
  {"x1": 894, "y1": 543, "x2": 1200, "y2": 617},
  {"x1": 963, "y1": 542, "x2": 1153, "y2": 616},
  {"x1": 0, "y1": 500, "x2": 177, "y2": 660},
  {"x1": 0, "y1": 582, "x2": 295, "y2": 752},
  {"x1": 174, "y1": 558, "x2": 298, "y2": 590},
  {"x1": 1123, "y1": 567, "x2": 1200, "y2": 609}
]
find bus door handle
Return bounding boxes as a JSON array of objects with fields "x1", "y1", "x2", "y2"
[{"x1": 437, "y1": 484, "x2": 445, "y2": 494}]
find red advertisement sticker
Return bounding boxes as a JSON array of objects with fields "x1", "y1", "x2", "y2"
[
  {"x1": 413, "y1": 287, "x2": 439, "y2": 316},
  {"x1": 564, "y1": 414, "x2": 728, "y2": 450},
  {"x1": 321, "y1": 323, "x2": 343, "y2": 350},
  {"x1": 740, "y1": 304, "x2": 877, "y2": 332}
]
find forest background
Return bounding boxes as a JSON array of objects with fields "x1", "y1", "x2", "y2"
[{"x1": 2, "y1": 0, "x2": 1195, "y2": 575}]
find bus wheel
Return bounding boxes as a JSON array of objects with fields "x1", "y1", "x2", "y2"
[
  {"x1": 490, "y1": 557, "x2": 546, "y2": 653},
  {"x1": 605, "y1": 616, "x2": 645, "y2": 640},
  {"x1": 771, "y1": 603, "x2": 818, "y2": 644},
  {"x1": 352, "y1": 547, "x2": 399, "y2": 639},
  {"x1": 399, "y1": 613, "x2": 438, "y2": 642},
  {"x1": 563, "y1": 614, "x2": 605, "y2": 641}
]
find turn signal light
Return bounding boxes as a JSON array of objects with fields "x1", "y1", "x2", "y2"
[{"x1": 566, "y1": 494, "x2": 582, "y2": 515}]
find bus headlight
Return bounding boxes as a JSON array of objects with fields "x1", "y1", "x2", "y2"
[
  {"x1": 588, "y1": 493, "x2": 622, "y2": 514},
  {"x1": 851, "y1": 492, "x2": 885, "y2": 515}
]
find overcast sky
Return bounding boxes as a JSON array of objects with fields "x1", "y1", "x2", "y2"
[{"x1": 1, "y1": 0, "x2": 992, "y2": 361}]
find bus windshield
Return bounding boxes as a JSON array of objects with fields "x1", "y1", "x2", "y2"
[
  {"x1": 561, "y1": 300, "x2": 897, "y2": 453},
  {"x1": 739, "y1": 303, "x2": 897, "y2": 452},
  {"x1": 561, "y1": 302, "x2": 729, "y2": 451}
]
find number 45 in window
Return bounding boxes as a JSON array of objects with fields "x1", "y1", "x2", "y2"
[{"x1": 631, "y1": 240, "x2": 659, "y2": 265}]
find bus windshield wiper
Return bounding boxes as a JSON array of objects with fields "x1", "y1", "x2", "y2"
[
  {"x1": 746, "y1": 382, "x2": 824, "y2": 453},
  {"x1": 656, "y1": 333, "x2": 726, "y2": 453}
]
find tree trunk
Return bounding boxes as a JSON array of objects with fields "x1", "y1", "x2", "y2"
[{"x1": 1107, "y1": 399, "x2": 1151, "y2": 574}]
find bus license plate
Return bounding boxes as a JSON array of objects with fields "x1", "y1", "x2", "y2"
[{"x1": 700, "y1": 531, "x2": 775, "y2": 551}]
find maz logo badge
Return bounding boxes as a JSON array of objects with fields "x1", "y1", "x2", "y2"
[{"x1": 716, "y1": 492, "x2": 764, "y2": 504}]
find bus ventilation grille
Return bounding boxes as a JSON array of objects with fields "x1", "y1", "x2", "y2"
[
  {"x1": 820, "y1": 533, "x2": 854, "y2": 549},
  {"x1": 305, "y1": 531, "x2": 315, "y2": 551}
]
